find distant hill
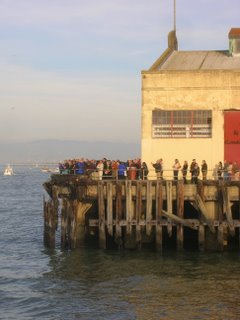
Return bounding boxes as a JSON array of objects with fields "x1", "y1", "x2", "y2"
[{"x1": 0, "y1": 140, "x2": 141, "y2": 163}]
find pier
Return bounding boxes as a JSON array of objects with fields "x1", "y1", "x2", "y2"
[{"x1": 43, "y1": 175, "x2": 240, "y2": 251}]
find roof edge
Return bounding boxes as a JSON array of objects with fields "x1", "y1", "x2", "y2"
[{"x1": 148, "y1": 30, "x2": 178, "y2": 71}]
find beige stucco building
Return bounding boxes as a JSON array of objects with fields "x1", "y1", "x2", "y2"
[{"x1": 141, "y1": 28, "x2": 240, "y2": 179}]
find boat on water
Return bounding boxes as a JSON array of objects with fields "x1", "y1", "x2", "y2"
[
  {"x1": 3, "y1": 164, "x2": 14, "y2": 176},
  {"x1": 41, "y1": 167, "x2": 59, "y2": 173}
]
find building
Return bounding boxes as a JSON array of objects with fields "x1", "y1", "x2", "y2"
[{"x1": 141, "y1": 28, "x2": 240, "y2": 179}]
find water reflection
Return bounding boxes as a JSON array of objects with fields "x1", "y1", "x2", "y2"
[{"x1": 42, "y1": 249, "x2": 240, "y2": 319}]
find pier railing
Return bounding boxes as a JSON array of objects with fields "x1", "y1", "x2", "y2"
[{"x1": 58, "y1": 168, "x2": 234, "y2": 182}]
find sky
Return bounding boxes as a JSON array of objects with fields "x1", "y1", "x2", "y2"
[{"x1": 0, "y1": 0, "x2": 239, "y2": 144}]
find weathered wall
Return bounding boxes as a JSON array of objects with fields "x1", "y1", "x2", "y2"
[{"x1": 141, "y1": 70, "x2": 240, "y2": 179}]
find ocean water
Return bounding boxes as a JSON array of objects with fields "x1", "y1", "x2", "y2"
[{"x1": 1, "y1": 165, "x2": 240, "y2": 320}]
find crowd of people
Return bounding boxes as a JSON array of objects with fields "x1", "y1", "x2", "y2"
[
  {"x1": 58, "y1": 158, "x2": 240, "y2": 183},
  {"x1": 58, "y1": 158, "x2": 148, "y2": 180}
]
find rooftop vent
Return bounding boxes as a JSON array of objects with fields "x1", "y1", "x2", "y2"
[{"x1": 229, "y1": 28, "x2": 240, "y2": 56}]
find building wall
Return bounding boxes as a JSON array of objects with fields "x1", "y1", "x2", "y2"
[{"x1": 141, "y1": 70, "x2": 240, "y2": 179}]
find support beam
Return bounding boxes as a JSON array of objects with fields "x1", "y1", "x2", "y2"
[
  {"x1": 194, "y1": 194, "x2": 215, "y2": 233},
  {"x1": 222, "y1": 186, "x2": 235, "y2": 236},
  {"x1": 162, "y1": 209, "x2": 198, "y2": 230}
]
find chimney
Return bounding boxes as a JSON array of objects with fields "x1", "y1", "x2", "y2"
[{"x1": 229, "y1": 28, "x2": 240, "y2": 56}]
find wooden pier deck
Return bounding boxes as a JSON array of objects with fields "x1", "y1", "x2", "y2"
[{"x1": 43, "y1": 175, "x2": 240, "y2": 251}]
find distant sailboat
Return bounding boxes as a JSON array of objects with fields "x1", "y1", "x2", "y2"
[{"x1": 3, "y1": 164, "x2": 14, "y2": 176}]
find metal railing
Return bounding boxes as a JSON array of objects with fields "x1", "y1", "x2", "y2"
[{"x1": 57, "y1": 167, "x2": 238, "y2": 182}]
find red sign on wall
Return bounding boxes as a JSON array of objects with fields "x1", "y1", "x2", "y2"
[
  {"x1": 224, "y1": 111, "x2": 240, "y2": 143},
  {"x1": 224, "y1": 111, "x2": 240, "y2": 162}
]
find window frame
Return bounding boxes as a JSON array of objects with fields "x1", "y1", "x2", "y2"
[{"x1": 152, "y1": 109, "x2": 212, "y2": 138}]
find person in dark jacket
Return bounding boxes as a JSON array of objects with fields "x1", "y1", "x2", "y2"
[
  {"x1": 190, "y1": 159, "x2": 196, "y2": 183},
  {"x1": 141, "y1": 162, "x2": 149, "y2": 180},
  {"x1": 201, "y1": 160, "x2": 208, "y2": 180},
  {"x1": 151, "y1": 159, "x2": 163, "y2": 180},
  {"x1": 192, "y1": 163, "x2": 200, "y2": 184},
  {"x1": 181, "y1": 160, "x2": 188, "y2": 184}
]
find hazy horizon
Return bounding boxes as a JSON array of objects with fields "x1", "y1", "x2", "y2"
[{"x1": 0, "y1": 139, "x2": 141, "y2": 163}]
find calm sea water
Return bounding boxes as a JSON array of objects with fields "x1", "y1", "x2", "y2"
[{"x1": 1, "y1": 165, "x2": 240, "y2": 320}]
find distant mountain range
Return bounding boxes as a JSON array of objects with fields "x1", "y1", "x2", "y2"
[{"x1": 0, "y1": 140, "x2": 141, "y2": 163}]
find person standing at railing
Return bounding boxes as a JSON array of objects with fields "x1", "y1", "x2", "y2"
[
  {"x1": 201, "y1": 160, "x2": 208, "y2": 180},
  {"x1": 152, "y1": 159, "x2": 163, "y2": 180},
  {"x1": 75, "y1": 159, "x2": 85, "y2": 175},
  {"x1": 172, "y1": 159, "x2": 181, "y2": 180},
  {"x1": 103, "y1": 159, "x2": 112, "y2": 180},
  {"x1": 96, "y1": 160, "x2": 104, "y2": 180},
  {"x1": 134, "y1": 158, "x2": 141, "y2": 180},
  {"x1": 141, "y1": 162, "x2": 149, "y2": 180},
  {"x1": 118, "y1": 161, "x2": 126, "y2": 180},
  {"x1": 223, "y1": 160, "x2": 229, "y2": 181},
  {"x1": 182, "y1": 160, "x2": 188, "y2": 184},
  {"x1": 228, "y1": 162, "x2": 233, "y2": 181},
  {"x1": 232, "y1": 161, "x2": 239, "y2": 181},
  {"x1": 217, "y1": 161, "x2": 223, "y2": 180},
  {"x1": 111, "y1": 160, "x2": 118, "y2": 180},
  {"x1": 127, "y1": 160, "x2": 137, "y2": 180},
  {"x1": 192, "y1": 162, "x2": 200, "y2": 184},
  {"x1": 190, "y1": 159, "x2": 196, "y2": 183},
  {"x1": 69, "y1": 159, "x2": 75, "y2": 174}
]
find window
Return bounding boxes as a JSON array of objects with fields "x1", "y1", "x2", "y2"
[{"x1": 152, "y1": 110, "x2": 212, "y2": 138}]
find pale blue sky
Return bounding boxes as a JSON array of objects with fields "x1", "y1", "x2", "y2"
[{"x1": 0, "y1": 0, "x2": 239, "y2": 143}]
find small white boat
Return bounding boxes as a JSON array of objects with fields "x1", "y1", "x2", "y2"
[
  {"x1": 41, "y1": 167, "x2": 59, "y2": 173},
  {"x1": 3, "y1": 164, "x2": 14, "y2": 176}
]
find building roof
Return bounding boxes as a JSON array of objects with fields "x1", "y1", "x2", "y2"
[
  {"x1": 229, "y1": 28, "x2": 240, "y2": 38},
  {"x1": 151, "y1": 50, "x2": 240, "y2": 71}
]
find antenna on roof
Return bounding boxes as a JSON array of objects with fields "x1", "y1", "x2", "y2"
[
  {"x1": 174, "y1": 0, "x2": 176, "y2": 31},
  {"x1": 167, "y1": 0, "x2": 178, "y2": 50}
]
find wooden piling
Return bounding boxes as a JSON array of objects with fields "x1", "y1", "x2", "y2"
[
  {"x1": 43, "y1": 175, "x2": 240, "y2": 252},
  {"x1": 217, "y1": 223, "x2": 224, "y2": 252},
  {"x1": 198, "y1": 224, "x2": 205, "y2": 252},
  {"x1": 166, "y1": 181, "x2": 173, "y2": 237},
  {"x1": 66, "y1": 199, "x2": 73, "y2": 248},
  {"x1": 61, "y1": 198, "x2": 68, "y2": 248},
  {"x1": 98, "y1": 181, "x2": 106, "y2": 249},
  {"x1": 177, "y1": 181, "x2": 184, "y2": 251},
  {"x1": 136, "y1": 181, "x2": 142, "y2": 248},
  {"x1": 155, "y1": 181, "x2": 163, "y2": 251},
  {"x1": 146, "y1": 181, "x2": 152, "y2": 236},
  {"x1": 43, "y1": 199, "x2": 56, "y2": 248},
  {"x1": 125, "y1": 180, "x2": 133, "y2": 235},
  {"x1": 107, "y1": 182, "x2": 113, "y2": 236},
  {"x1": 115, "y1": 182, "x2": 122, "y2": 246}
]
